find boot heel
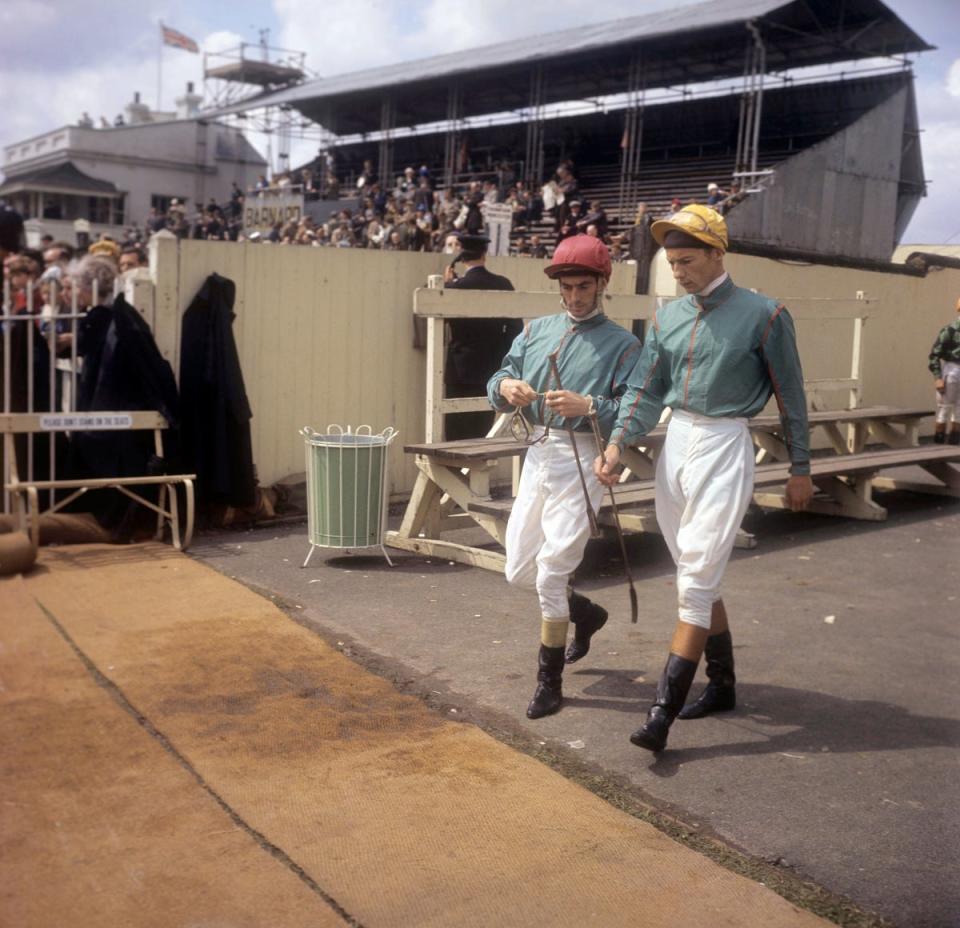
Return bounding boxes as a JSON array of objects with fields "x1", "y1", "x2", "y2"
[
  {"x1": 630, "y1": 707, "x2": 670, "y2": 751},
  {"x1": 630, "y1": 654, "x2": 698, "y2": 753}
]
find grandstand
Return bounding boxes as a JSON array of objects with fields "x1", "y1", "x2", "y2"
[{"x1": 210, "y1": 0, "x2": 931, "y2": 264}]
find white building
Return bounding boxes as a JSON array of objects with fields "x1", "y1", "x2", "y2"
[{"x1": 0, "y1": 87, "x2": 267, "y2": 244}]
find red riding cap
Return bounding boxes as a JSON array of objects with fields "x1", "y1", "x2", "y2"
[{"x1": 543, "y1": 234, "x2": 612, "y2": 282}]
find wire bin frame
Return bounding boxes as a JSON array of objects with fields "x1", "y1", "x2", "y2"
[{"x1": 299, "y1": 424, "x2": 398, "y2": 568}]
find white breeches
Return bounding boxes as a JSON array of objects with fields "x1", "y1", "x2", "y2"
[
  {"x1": 935, "y1": 361, "x2": 960, "y2": 424},
  {"x1": 505, "y1": 429, "x2": 605, "y2": 618},
  {"x1": 655, "y1": 409, "x2": 755, "y2": 629}
]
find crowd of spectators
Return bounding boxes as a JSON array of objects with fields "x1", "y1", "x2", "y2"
[
  {"x1": 2, "y1": 154, "x2": 750, "y2": 375},
  {"x1": 1, "y1": 210, "x2": 144, "y2": 339},
  {"x1": 5, "y1": 151, "x2": 749, "y2": 279}
]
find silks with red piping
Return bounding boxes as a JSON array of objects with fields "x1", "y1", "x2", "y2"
[
  {"x1": 487, "y1": 311, "x2": 640, "y2": 443},
  {"x1": 610, "y1": 276, "x2": 811, "y2": 476}
]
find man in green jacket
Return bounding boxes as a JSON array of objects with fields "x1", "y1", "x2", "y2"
[
  {"x1": 596, "y1": 204, "x2": 814, "y2": 753},
  {"x1": 929, "y1": 297, "x2": 960, "y2": 444},
  {"x1": 488, "y1": 235, "x2": 641, "y2": 719}
]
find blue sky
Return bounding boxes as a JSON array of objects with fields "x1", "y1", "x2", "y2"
[{"x1": 1, "y1": 0, "x2": 957, "y2": 244}]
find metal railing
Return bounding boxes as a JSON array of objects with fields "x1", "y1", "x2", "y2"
[
  {"x1": 1, "y1": 276, "x2": 118, "y2": 513},
  {"x1": 1, "y1": 272, "x2": 196, "y2": 549}
]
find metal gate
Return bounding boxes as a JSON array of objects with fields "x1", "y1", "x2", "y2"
[{"x1": 1, "y1": 268, "x2": 195, "y2": 549}]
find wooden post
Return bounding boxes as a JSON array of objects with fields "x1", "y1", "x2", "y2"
[
  {"x1": 425, "y1": 316, "x2": 445, "y2": 443},
  {"x1": 850, "y1": 314, "x2": 865, "y2": 409},
  {"x1": 148, "y1": 230, "x2": 180, "y2": 376},
  {"x1": 126, "y1": 267, "x2": 156, "y2": 330}
]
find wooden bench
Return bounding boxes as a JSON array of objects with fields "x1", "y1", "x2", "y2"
[
  {"x1": 393, "y1": 285, "x2": 938, "y2": 571},
  {"x1": 471, "y1": 443, "x2": 960, "y2": 531},
  {"x1": 2, "y1": 411, "x2": 196, "y2": 554},
  {"x1": 618, "y1": 406, "x2": 934, "y2": 479},
  {"x1": 386, "y1": 409, "x2": 958, "y2": 572},
  {"x1": 385, "y1": 437, "x2": 528, "y2": 571}
]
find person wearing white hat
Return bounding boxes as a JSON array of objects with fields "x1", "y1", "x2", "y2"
[{"x1": 706, "y1": 182, "x2": 726, "y2": 206}]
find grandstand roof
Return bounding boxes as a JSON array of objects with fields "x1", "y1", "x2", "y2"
[{"x1": 208, "y1": 0, "x2": 932, "y2": 135}]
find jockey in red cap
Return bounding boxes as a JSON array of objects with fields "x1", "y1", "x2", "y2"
[{"x1": 486, "y1": 235, "x2": 641, "y2": 719}]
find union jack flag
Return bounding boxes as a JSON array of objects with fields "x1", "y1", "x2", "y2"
[{"x1": 161, "y1": 24, "x2": 199, "y2": 53}]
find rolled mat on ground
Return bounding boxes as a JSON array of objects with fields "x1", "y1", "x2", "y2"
[{"x1": 0, "y1": 531, "x2": 36, "y2": 575}]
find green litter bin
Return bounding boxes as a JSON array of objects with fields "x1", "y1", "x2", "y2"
[{"x1": 300, "y1": 425, "x2": 399, "y2": 567}]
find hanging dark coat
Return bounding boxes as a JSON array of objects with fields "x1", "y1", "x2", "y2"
[
  {"x1": 67, "y1": 294, "x2": 180, "y2": 537},
  {"x1": 179, "y1": 273, "x2": 256, "y2": 508}
]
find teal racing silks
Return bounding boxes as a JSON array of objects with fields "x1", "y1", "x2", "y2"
[
  {"x1": 610, "y1": 276, "x2": 811, "y2": 476},
  {"x1": 487, "y1": 311, "x2": 641, "y2": 442}
]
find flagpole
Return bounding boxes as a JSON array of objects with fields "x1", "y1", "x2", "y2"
[{"x1": 157, "y1": 22, "x2": 163, "y2": 111}]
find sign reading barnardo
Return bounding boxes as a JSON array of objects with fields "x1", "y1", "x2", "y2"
[{"x1": 243, "y1": 190, "x2": 304, "y2": 235}]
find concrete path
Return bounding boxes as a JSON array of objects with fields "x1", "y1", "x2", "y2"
[
  {"x1": 190, "y1": 486, "x2": 960, "y2": 928},
  {"x1": 2, "y1": 545, "x2": 830, "y2": 928}
]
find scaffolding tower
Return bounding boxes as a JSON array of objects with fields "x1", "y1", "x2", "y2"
[{"x1": 203, "y1": 32, "x2": 329, "y2": 175}]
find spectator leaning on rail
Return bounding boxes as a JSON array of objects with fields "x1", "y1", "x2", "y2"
[
  {"x1": 487, "y1": 235, "x2": 642, "y2": 720},
  {"x1": 929, "y1": 296, "x2": 960, "y2": 444},
  {"x1": 595, "y1": 204, "x2": 814, "y2": 753}
]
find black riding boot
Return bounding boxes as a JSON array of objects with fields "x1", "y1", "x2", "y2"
[
  {"x1": 630, "y1": 654, "x2": 698, "y2": 752},
  {"x1": 933, "y1": 425, "x2": 946, "y2": 444},
  {"x1": 565, "y1": 592, "x2": 609, "y2": 663},
  {"x1": 527, "y1": 645, "x2": 565, "y2": 719},
  {"x1": 949, "y1": 426, "x2": 960, "y2": 445},
  {"x1": 678, "y1": 630, "x2": 736, "y2": 720}
]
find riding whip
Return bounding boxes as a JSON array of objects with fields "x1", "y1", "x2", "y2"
[
  {"x1": 586, "y1": 413, "x2": 639, "y2": 624},
  {"x1": 546, "y1": 351, "x2": 601, "y2": 539}
]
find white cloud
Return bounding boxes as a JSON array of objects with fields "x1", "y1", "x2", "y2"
[
  {"x1": 203, "y1": 30, "x2": 246, "y2": 56},
  {"x1": 0, "y1": 50, "x2": 201, "y2": 138},
  {"x1": 906, "y1": 120, "x2": 960, "y2": 243},
  {"x1": 274, "y1": 0, "x2": 401, "y2": 76},
  {"x1": 947, "y1": 58, "x2": 960, "y2": 97},
  {"x1": 274, "y1": 0, "x2": 678, "y2": 79},
  {"x1": 0, "y1": 0, "x2": 56, "y2": 31},
  {"x1": 2, "y1": 0, "x2": 958, "y2": 242},
  {"x1": 0, "y1": 25, "x2": 238, "y2": 164}
]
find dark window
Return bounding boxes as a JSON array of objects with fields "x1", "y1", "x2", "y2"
[
  {"x1": 42, "y1": 194, "x2": 64, "y2": 219},
  {"x1": 110, "y1": 195, "x2": 126, "y2": 225},
  {"x1": 88, "y1": 197, "x2": 110, "y2": 223}
]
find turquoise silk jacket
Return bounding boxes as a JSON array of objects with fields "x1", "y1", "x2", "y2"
[
  {"x1": 610, "y1": 276, "x2": 811, "y2": 476},
  {"x1": 487, "y1": 311, "x2": 641, "y2": 442}
]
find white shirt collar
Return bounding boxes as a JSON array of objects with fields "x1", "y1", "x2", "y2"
[
  {"x1": 697, "y1": 271, "x2": 729, "y2": 297},
  {"x1": 566, "y1": 307, "x2": 601, "y2": 323}
]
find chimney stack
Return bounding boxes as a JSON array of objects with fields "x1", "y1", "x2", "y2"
[
  {"x1": 176, "y1": 82, "x2": 203, "y2": 119},
  {"x1": 126, "y1": 91, "x2": 152, "y2": 125}
]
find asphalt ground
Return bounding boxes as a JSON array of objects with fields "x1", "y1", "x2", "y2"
[
  {"x1": 190, "y1": 479, "x2": 960, "y2": 928},
  {"x1": 3, "y1": 545, "x2": 830, "y2": 928}
]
